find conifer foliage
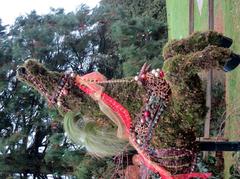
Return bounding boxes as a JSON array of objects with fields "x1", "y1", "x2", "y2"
[{"x1": 0, "y1": 0, "x2": 167, "y2": 178}]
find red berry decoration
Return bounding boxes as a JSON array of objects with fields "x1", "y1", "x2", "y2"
[
  {"x1": 144, "y1": 111, "x2": 150, "y2": 117},
  {"x1": 141, "y1": 74, "x2": 146, "y2": 80},
  {"x1": 62, "y1": 89, "x2": 68, "y2": 95},
  {"x1": 140, "y1": 118, "x2": 145, "y2": 123},
  {"x1": 159, "y1": 70, "x2": 165, "y2": 78}
]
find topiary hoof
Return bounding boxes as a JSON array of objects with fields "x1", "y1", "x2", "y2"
[
  {"x1": 220, "y1": 36, "x2": 233, "y2": 48},
  {"x1": 224, "y1": 53, "x2": 240, "y2": 72}
]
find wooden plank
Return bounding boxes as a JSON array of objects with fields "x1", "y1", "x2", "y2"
[
  {"x1": 189, "y1": 0, "x2": 195, "y2": 34},
  {"x1": 198, "y1": 137, "x2": 228, "y2": 141},
  {"x1": 166, "y1": 0, "x2": 189, "y2": 39},
  {"x1": 208, "y1": 0, "x2": 214, "y2": 30},
  {"x1": 203, "y1": 0, "x2": 214, "y2": 160},
  {"x1": 204, "y1": 70, "x2": 212, "y2": 139},
  {"x1": 204, "y1": 0, "x2": 214, "y2": 139}
]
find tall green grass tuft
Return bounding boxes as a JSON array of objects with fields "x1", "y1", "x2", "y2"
[{"x1": 64, "y1": 112, "x2": 129, "y2": 157}]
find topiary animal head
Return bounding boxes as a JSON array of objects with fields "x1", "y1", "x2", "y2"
[
  {"x1": 17, "y1": 59, "x2": 62, "y2": 104},
  {"x1": 17, "y1": 59, "x2": 98, "y2": 115}
]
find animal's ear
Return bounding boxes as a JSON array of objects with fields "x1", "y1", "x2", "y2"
[{"x1": 224, "y1": 53, "x2": 240, "y2": 72}]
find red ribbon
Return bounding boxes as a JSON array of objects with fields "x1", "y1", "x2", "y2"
[
  {"x1": 173, "y1": 173, "x2": 212, "y2": 179},
  {"x1": 76, "y1": 83, "x2": 132, "y2": 131},
  {"x1": 74, "y1": 75, "x2": 211, "y2": 179}
]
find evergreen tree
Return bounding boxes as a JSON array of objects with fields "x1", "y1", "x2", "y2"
[
  {"x1": 0, "y1": 0, "x2": 168, "y2": 177},
  {"x1": 0, "y1": 7, "x2": 116, "y2": 178},
  {"x1": 101, "y1": 0, "x2": 167, "y2": 20},
  {"x1": 100, "y1": 0, "x2": 168, "y2": 76},
  {"x1": 111, "y1": 16, "x2": 167, "y2": 76}
]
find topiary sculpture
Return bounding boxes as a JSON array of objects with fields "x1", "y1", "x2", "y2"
[{"x1": 17, "y1": 31, "x2": 239, "y2": 178}]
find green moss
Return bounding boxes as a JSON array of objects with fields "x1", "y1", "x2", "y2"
[
  {"x1": 156, "y1": 32, "x2": 232, "y2": 149},
  {"x1": 17, "y1": 31, "x2": 235, "y2": 155},
  {"x1": 163, "y1": 31, "x2": 229, "y2": 60}
]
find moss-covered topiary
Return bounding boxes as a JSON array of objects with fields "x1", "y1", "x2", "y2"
[{"x1": 17, "y1": 31, "x2": 237, "y2": 174}]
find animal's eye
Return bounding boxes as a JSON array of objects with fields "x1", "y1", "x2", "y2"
[{"x1": 17, "y1": 67, "x2": 27, "y2": 75}]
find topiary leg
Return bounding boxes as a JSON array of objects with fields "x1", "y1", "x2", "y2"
[
  {"x1": 163, "y1": 45, "x2": 232, "y2": 77},
  {"x1": 163, "y1": 31, "x2": 233, "y2": 60},
  {"x1": 161, "y1": 45, "x2": 232, "y2": 141}
]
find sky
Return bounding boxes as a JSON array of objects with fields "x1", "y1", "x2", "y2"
[{"x1": 0, "y1": 0, "x2": 100, "y2": 25}]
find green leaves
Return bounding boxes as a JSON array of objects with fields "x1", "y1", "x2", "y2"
[{"x1": 111, "y1": 16, "x2": 167, "y2": 76}]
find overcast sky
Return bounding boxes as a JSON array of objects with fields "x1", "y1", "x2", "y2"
[{"x1": 0, "y1": 0, "x2": 100, "y2": 25}]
